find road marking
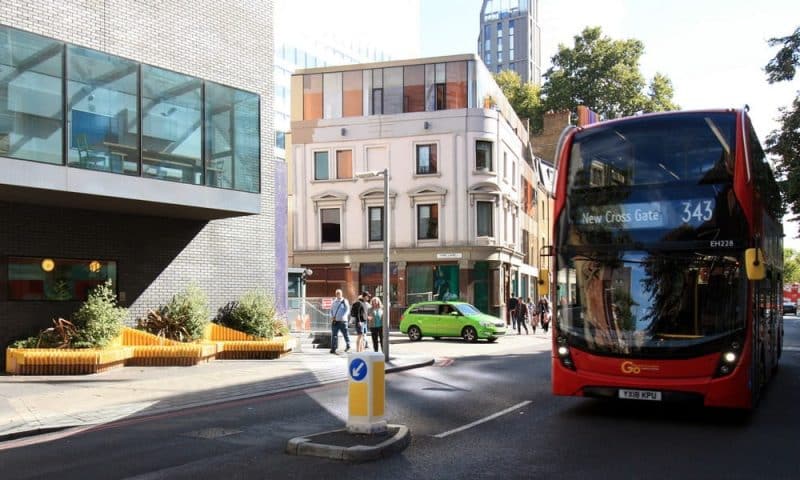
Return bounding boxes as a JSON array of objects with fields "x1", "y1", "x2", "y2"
[{"x1": 433, "y1": 400, "x2": 532, "y2": 438}]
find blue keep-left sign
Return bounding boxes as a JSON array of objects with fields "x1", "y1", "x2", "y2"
[{"x1": 349, "y1": 358, "x2": 368, "y2": 382}]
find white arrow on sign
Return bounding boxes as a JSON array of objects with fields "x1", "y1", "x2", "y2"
[{"x1": 351, "y1": 361, "x2": 365, "y2": 378}]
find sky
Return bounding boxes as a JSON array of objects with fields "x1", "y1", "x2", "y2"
[{"x1": 420, "y1": 0, "x2": 800, "y2": 245}]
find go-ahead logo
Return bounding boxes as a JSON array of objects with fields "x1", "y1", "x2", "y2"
[{"x1": 620, "y1": 361, "x2": 659, "y2": 374}]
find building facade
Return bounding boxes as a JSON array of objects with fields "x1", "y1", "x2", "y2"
[
  {"x1": 290, "y1": 54, "x2": 544, "y2": 324},
  {"x1": 274, "y1": 0, "x2": 420, "y2": 313},
  {"x1": 0, "y1": 1, "x2": 276, "y2": 367},
  {"x1": 478, "y1": 0, "x2": 542, "y2": 85}
]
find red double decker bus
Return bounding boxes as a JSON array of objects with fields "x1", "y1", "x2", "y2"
[{"x1": 549, "y1": 108, "x2": 784, "y2": 409}]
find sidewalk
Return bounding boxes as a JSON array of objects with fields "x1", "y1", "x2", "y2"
[{"x1": 0, "y1": 333, "x2": 434, "y2": 442}]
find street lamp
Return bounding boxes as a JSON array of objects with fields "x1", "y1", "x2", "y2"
[{"x1": 354, "y1": 168, "x2": 390, "y2": 363}]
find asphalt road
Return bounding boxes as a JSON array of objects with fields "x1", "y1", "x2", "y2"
[{"x1": 1, "y1": 322, "x2": 799, "y2": 479}]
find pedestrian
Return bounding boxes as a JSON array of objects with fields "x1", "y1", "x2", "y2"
[
  {"x1": 507, "y1": 295, "x2": 519, "y2": 331},
  {"x1": 354, "y1": 291, "x2": 371, "y2": 352},
  {"x1": 516, "y1": 296, "x2": 529, "y2": 334},
  {"x1": 368, "y1": 296, "x2": 384, "y2": 352},
  {"x1": 329, "y1": 288, "x2": 351, "y2": 354},
  {"x1": 538, "y1": 295, "x2": 551, "y2": 333},
  {"x1": 527, "y1": 297, "x2": 537, "y2": 333}
]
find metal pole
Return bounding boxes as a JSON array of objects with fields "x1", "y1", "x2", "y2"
[{"x1": 382, "y1": 168, "x2": 390, "y2": 363}]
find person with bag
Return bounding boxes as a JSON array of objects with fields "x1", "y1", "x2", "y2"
[
  {"x1": 538, "y1": 295, "x2": 551, "y2": 333},
  {"x1": 353, "y1": 291, "x2": 371, "y2": 352},
  {"x1": 329, "y1": 288, "x2": 351, "y2": 354},
  {"x1": 527, "y1": 297, "x2": 538, "y2": 334},
  {"x1": 368, "y1": 296, "x2": 384, "y2": 353}
]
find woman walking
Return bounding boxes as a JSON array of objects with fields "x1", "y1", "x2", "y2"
[{"x1": 368, "y1": 296, "x2": 384, "y2": 352}]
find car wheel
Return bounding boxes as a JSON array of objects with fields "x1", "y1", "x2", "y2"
[
  {"x1": 462, "y1": 326, "x2": 478, "y2": 343},
  {"x1": 487, "y1": 336, "x2": 497, "y2": 343},
  {"x1": 408, "y1": 326, "x2": 422, "y2": 342}
]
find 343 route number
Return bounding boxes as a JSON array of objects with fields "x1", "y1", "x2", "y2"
[{"x1": 680, "y1": 200, "x2": 713, "y2": 223}]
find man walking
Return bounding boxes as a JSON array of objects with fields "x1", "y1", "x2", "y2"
[{"x1": 329, "y1": 288, "x2": 351, "y2": 354}]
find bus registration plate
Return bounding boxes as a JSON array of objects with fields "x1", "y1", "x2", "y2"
[{"x1": 619, "y1": 389, "x2": 662, "y2": 401}]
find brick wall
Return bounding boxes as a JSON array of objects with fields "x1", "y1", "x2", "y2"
[{"x1": 0, "y1": 1, "x2": 278, "y2": 362}]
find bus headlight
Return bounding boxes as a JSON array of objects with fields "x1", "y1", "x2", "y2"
[
  {"x1": 556, "y1": 335, "x2": 576, "y2": 371},
  {"x1": 714, "y1": 339, "x2": 743, "y2": 378}
]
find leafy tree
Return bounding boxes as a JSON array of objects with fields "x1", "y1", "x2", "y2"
[
  {"x1": 494, "y1": 70, "x2": 544, "y2": 132},
  {"x1": 542, "y1": 26, "x2": 678, "y2": 119},
  {"x1": 784, "y1": 248, "x2": 800, "y2": 283},
  {"x1": 765, "y1": 27, "x2": 800, "y2": 231}
]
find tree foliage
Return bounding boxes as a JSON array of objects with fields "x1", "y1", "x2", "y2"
[
  {"x1": 764, "y1": 26, "x2": 800, "y2": 231},
  {"x1": 784, "y1": 248, "x2": 800, "y2": 283},
  {"x1": 494, "y1": 70, "x2": 544, "y2": 132},
  {"x1": 541, "y1": 26, "x2": 678, "y2": 119}
]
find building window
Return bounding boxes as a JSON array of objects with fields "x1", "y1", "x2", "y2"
[
  {"x1": 67, "y1": 46, "x2": 138, "y2": 175},
  {"x1": 383, "y1": 67, "x2": 403, "y2": 114},
  {"x1": 404, "y1": 65, "x2": 425, "y2": 113},
  {"x1": 336, "y1": 149, "x2": 352, "y2": 179},
  {"x1": 7, "y1": 256, "x2": 117, "y2": 301},
  {"x1": 369, "y1": 206, "x2": 384, "y2": 241},
  {"x1": 503, "y1": 151, "x2": 508, "y2": 181},
  {"x1": 477, "y1": 201, "x2": 493, "y2": 237},
  {"x1": 476, "y1": 140, "x2": 493, "y2": 171},
  {"x1": 320, "y1": 208, "x2": 341, "y2": 243},
  {"x1": 205, "y1": 81, "x2": 260, "y2": 192},
  {"x1": 416, "y1": 144, "x2": 438, "y2": 174},
  {"x1": 372, "y1": 88, "x2": 383, "y2": 115},
  {"x1": 141, "y1": 65, "x2": 202, "y2": 184},
  {"x1": 275, "y1": 131, "x2": 286, "y2": 150},
  {"x1": 0, "y1": 28, "x2": 63, "y2": 165},
  {"x1": 417, "y1": 204, "x2": 439, "y2": 240},
  {"x1": 323, "y1": 72, "x2": 342, "y2": 119},
  {"x1": 303, "y1": 73, "x2": 323, "y2": 120},
  {"x1": 314, "y1": 151, "x2": 329, "y2": 180},
  {"x1": 446, "y1": 62, "x2": 468, "y2": 109},
  {"x1": 509, "y1": 19, "x2": 515, "y2": 60},
  {"x1": 343, "y1": 70, "x2": 363, "y2": 117}
]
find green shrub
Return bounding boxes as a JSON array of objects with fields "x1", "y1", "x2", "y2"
[
  {"x1": 216, "y1": 290, "x2": 288, "y2": 339},
  {"x1": 138, "y1": 283, "x2": 209, "y2": 341},
  {"x1": 72, "y1": 280, "x2": 127, "y2": 348}
]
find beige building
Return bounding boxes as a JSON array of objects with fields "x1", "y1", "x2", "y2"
[{"x1": 289, "y1": 54, "x2": 550, "y2": 323}]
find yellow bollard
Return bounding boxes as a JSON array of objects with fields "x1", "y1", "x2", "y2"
[{"x1": 346, "y1": 351, "x2": 387, "y2": 434}]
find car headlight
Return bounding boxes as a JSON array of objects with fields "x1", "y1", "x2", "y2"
[{"x1": 480, "y1": 320, "x2": 494, "y2": 327}]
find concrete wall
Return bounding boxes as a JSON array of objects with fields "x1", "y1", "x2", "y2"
[{"x1": 0, "y1": 1, "x2": 279, "y2": 361}]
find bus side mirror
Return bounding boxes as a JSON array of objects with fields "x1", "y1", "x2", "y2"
[
  {"x1": 745, "y1": 248, "x2": 766, "y2": 280},
  {"x1": 540, "y1": 245, "x2": 554, "y2": 257}
]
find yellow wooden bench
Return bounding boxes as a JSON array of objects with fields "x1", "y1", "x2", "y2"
[
  {"x1": 5, "y1": 346, "x2": 133, "y2": 375},
  {"x1": 121, "y1": 327, "x2": 217, "y2": 366}
]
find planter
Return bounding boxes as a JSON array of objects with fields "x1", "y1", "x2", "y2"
[
  {"x1": 204, "y1": 324, "x2": 295, "y2": 359},
  {"x1": 5, "y1": 346, "x2": 133, "y2": 375}
]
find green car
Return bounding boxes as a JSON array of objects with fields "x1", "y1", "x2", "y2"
[{"x1": 399, "y1": 301, "x2": 507, "y2": 342}]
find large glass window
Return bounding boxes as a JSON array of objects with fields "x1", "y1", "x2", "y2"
[
  {"x1": 323, "y1": 72, "x2": 342, "y2": 119},
  {"x1": 383, "y1": 67, "x2": 403, "y2": 114},
  {"x1": 446, "y1": 62, "x2": 468, "y2": 109},
  {"x1": 369, "y1": 206, "x2": 383, "y2": 241},
  {"x1": 476, "y1": 140, "x2": 493, "y2": 171},
  {"x1": 404, "y1": 65, "x2": 425, "y2": 113},
  {"x1": 336, "y1": 149, "x2": 352, "y2": 179},
  {"x1": 0, "y1": 27, "x2": 63, "y2": 164},
  {"x1": 314, "y1": 151, "x2": 329, "y2": 180},
  {"x1": 303, "y1": 74, "x2": 322, "y2": 120},
  {"x1": 321, "y1": 208, "x2": 341, "y2": 243},
  {"x1": 417, "y1": 204, "x2": 439, "y2": 240},
  {"x1": 8, "y1": 256, "x2": 117, "y2": 301},
  {"x1": 141, "y1": 65, "x2": 202, "y2": 184},
  {"x1": 342, "y1": 70, "x2": 362, "y2": 117},
  {"x1": 416, "y1": 144, "x2": 437, "y2": 174},
  {"x1": 477, "y1": 201, "x2": 493, "y2": 236},
  {"x1": 205, "y1": 82, "x2": 260, "y2": 192},
  {"x1": 67, "y1": 46, "x2": 138, "y2": 174}
]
